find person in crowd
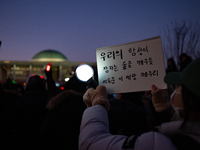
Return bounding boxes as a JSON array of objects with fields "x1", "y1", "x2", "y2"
[
  {"x1": 108, "y1": 98, "x2": 148, "y2": 136},
  {"x1": 44, "y1": 64, "x2": 61, "y2": 97},
  {"x1": 0, "y1": 79, "x2": 22, "y2": 148},
  {"x1": 79, "y1": 57, "x2": 200, "y2": 150},
  {"x1": 38, "y1": 90, "x2": 86, "y2": 150},
  {"x1": 108, "y1": 91, "x2": 148, "y2": 135},
  {"x1": 2, "y1": 78, "x2": 22, "y2": 105},
  {"x1": 0, "y1": 85, "x2": 6, "y2": 114},
  {"x1": 179, "y1": 53, "x2": 192, "y2": 71},
  {"x1": 16, "y1": 83, "x2": 25, "y2": 95},
  {"x1": 166, "y1": 57, "x2": 178, "y2": 74},
  {"x1": 65, "y1": 75, "x2": 88, "y2": 94},
  {"x1": 0, "y1": 79, "x2": 21, "y2": 114},
  {"x1": 0, "y1": 84, "x2": 8, "y2": 146},
  {"x1": 13, "y1": 75, "x2": 50, "y2": 149}
]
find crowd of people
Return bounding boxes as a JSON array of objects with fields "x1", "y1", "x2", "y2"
[{"x1": 0, "y1": 54, "x2": 199, "y2": 150}]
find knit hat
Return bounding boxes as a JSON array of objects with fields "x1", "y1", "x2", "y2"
[{"x1": 164, "y1": 57, "x2": 200, "y2": 98}]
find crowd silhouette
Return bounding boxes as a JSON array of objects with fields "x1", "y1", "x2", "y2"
[{"x1": 0, "y1": 54, "x2": 199, "y2": 150}]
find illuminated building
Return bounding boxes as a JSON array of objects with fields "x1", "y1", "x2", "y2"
[{"x1": 0, "y1": 49, "x2": 96, "y2": 85}]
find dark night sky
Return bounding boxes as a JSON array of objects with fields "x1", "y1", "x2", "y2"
[{"x1": 0, "y1": 0, "x2": 200, "y2": 62}]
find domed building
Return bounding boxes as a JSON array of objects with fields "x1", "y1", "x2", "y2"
[
  {"x1": 31, "y1": 50, "x2": 68, "y2": 62},
  {"x1": 0, "y1": 49, "x2": 96, "y2": 85}
]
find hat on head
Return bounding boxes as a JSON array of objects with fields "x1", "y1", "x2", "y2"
[{"x1": 164, "y1": 57, "x2": 200, "y2": 98}]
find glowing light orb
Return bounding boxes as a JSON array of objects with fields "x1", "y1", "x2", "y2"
[{"x1": 75, "y1": 64, "x2": 94, "y2": 82}]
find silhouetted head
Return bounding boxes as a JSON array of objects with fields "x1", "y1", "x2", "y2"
[
  {"x1": 3, "y1": 78, "x2": 17, "y2": 91},
  {"x1": 25, "y1": 75, "x2": 46, "y2": 91}
]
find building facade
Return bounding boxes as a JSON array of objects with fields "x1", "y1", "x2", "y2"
[{"x1": 0, "y1": 49, "x2": 96, "y2": 85}]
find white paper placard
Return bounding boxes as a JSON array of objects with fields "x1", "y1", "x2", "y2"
[{"x1": 96, "y1": 36, "x2": 167, "y2": 94}]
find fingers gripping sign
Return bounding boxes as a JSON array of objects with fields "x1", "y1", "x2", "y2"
[
  {"x1": 151, "y1": 84, "x2": 173, "y2": 112},
  {"x1": 83, "y1": 86, "x2": 110, "y2": 111},
  {"x1": 83, "y1": 88, "x2": 94, "y2": 108}
]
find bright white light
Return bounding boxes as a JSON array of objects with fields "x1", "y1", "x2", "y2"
[
  {"x1": 65, "y1": 78, "x2": 70, "y2": 82},
  {"x1": 75, "y1": 64, "x2": 94, "y2": 82}
]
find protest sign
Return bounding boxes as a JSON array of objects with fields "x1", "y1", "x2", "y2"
[{"x1": 96, "y1": 36, "x2": 167, "y2": 94}]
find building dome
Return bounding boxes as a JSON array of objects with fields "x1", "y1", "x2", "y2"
[{"x1": 31, "y1": 49, "x2": 67, "y2": 61}]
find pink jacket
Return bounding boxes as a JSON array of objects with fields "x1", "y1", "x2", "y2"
[{"x1": 79, "y1": 105, "x2": 177, "y2": 150}]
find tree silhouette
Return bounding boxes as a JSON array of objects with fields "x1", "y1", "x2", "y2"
[{"x1": 162, "y1": 20, "x2": 200, "y2": 66}]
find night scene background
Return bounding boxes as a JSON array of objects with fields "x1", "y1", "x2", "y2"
[{"x1": 0, "y1": 0, "x2": 200, "y2": 64}]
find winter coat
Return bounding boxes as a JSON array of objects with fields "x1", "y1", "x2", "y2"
[
  {"x1": 14, "y1": 89, "x2": 50, "y2": 149},
  {"x1": 79, "y1": 105, "x2": 177, "y2": 150},
  {"x1": 38, "y1": 91, "x2": 86, "y2": 150},
  {"x1": 158, "y1": 120, "x2": 200, "y2": 144}
]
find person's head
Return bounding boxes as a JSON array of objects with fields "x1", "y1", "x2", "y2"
[
  {"x1": 179, "y1": 53, "x2": 193, "y2": 71},
  {"x1": 46, "y1": 90, "x2": 86, "y2": 111},
  {"x1": 167, "y1": 58, "x2": 176, "y2": 66},
  {"x1": 64, "y1": 75, "x2": 87, "y2": 93},
  {"x1": 3, "y1": 78, "x2": 17, "y2": 91},
  {"x1": 179, "y1": 53, "x2": 188, "y2": 62},
  {"x1": 25, "y1": 75, "x2": 46, "y2": 91},
  {"x1": 164, "y1": 57, "x2": 200, "y2": 123}
]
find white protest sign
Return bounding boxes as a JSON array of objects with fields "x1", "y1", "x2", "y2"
[{"x1": 96, "y1": 36, "x2": 167, "y2": 94}]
